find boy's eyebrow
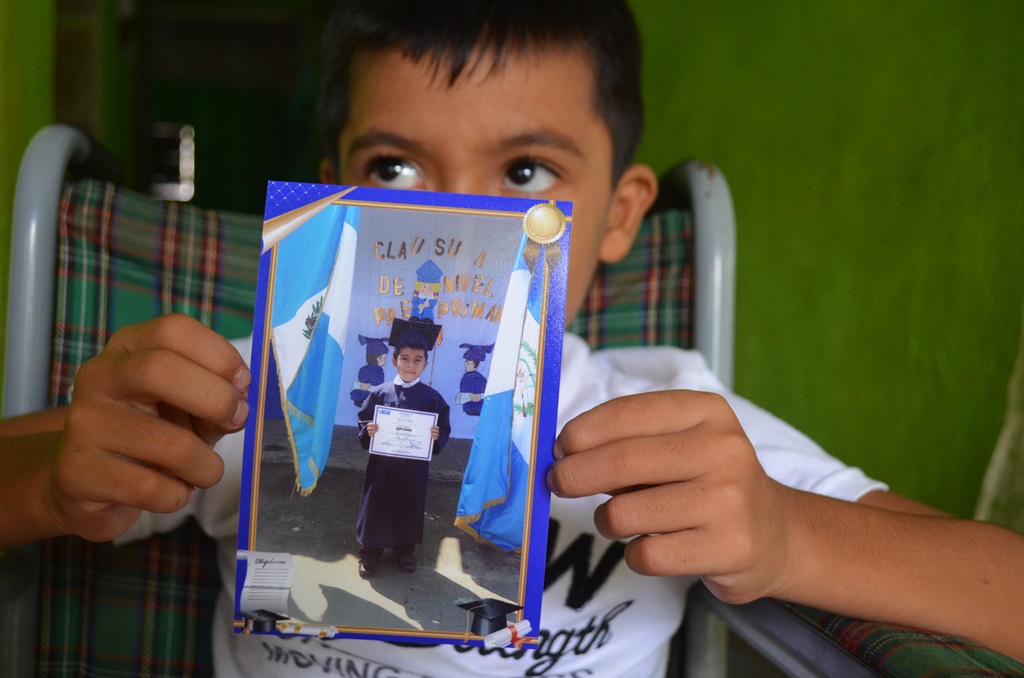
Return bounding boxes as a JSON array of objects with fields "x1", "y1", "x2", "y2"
[
  {"x1": 346, "y1": 130, "x2": 427, "y2": 160},
  {"x1": 497, "y1": 131, "x2": 585, "y2": 159},
  {"x1": 345, "y1": 128, "x2": 585, "y2": 159}
]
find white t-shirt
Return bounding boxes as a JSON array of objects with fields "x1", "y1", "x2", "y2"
[{"x1": 121, "y1": 333, "x2": 884, "y2": 677}]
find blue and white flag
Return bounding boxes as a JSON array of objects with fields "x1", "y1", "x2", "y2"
[
  {"x1": 455, "y1": 234, "x2": 543, "y2": 550},
  {"x1": 270, "y1": 204, "x2": 361, "y2": 494}
]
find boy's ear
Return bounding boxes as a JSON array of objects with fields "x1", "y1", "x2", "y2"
[
  {"x1": 599, "y1": 163, "x2": 659, "y2": 264},
  {"x1": 320, "y1": 158, "x2": 336, "y2": 184}
]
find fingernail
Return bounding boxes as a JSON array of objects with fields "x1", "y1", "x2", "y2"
[
  {"x1": 546, "y1": 465, "x2": 562, "y2": 497},
  {"x1": 232, "y1": 366, "x2": 251, "y2": 392},
  {"x1": 552, "y1": 439, "x2": 565, "y2": 460},
  {"x1": 187, "y1": 486, "x2": 196, "y2": 504},
  {"x1": 232, "y1": 399, "x2": 250, "y2": 427}
]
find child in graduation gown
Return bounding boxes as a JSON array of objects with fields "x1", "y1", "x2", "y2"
[{"x1": 355, "y1": 318, "x2": 451, "y2": 577}]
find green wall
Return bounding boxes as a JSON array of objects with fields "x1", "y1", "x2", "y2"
[
  {"x1": 0, "y1": 1, "x2": 55, "y2": 409},
  {"x1": 634, "y1": 0, "x2": 1024, "y2": 516}
]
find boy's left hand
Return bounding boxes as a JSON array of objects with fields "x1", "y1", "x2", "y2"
[
  {"x1": 548, "y1": 390, "x2": 794, "y2": 604},
  {"x1": 549, "y1": 390, "x2": 1024, "y2": 665}
]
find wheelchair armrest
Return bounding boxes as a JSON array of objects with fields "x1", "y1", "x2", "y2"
[
  {"x1": 682, "y1": 582, "x2": 1024, "y2": 677},
  {"x1": 682, "y1": 582, "x2": 879, "y2": 677}
]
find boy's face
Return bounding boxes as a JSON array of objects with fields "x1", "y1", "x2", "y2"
[
  {"x1": 325, "y1": 48, "x2": 657, "y2": 321},
  {"x1": 393, "y1": 347, "x2": 428, "y2": 382}
]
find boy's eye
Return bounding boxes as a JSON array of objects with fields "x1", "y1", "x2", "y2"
[
  {"x1": 504, "y1": 160, "x2": 557, "y2": 193},
  {"x1": 367, "y1": 157, "x2": 422, "y2": 189}
]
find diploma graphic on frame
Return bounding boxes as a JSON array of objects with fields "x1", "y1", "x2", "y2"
[
  {"x1": 369, "y1": 405, "x2": 436, "y2": 460},
  {"x1": 236, "y1": 180, "x2": 572, "y2": 649}
]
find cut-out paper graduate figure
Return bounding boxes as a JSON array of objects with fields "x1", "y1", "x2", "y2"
[
  {"x1": 354, "y1": 317, "x2": 450, "y2": 578},
  {"x1": 410, "y1": 259, "x2": 443, "y2": 321},
  {"x1": 456, "y1": 343, "x2": 494, "y2": 416},
  {"x1": 350, "y1": 335, "x2": 390, "y2": 406}
]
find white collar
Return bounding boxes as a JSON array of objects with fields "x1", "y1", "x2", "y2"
[{"x1": 393, "y1": 375, "x2": 421, "y2": 388}]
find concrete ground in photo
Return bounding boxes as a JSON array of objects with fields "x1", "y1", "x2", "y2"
[{"x1": 249, "y1": 418, "x2": 524, "y2": 636}]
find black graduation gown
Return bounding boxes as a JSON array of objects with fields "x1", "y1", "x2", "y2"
[{"x1": 356, "y1": 381, "x2": 451, "y2": 548}]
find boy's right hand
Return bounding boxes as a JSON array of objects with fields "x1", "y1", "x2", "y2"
[{"x1": 49, "y1": 314, "x2": 250, "y2": 542}]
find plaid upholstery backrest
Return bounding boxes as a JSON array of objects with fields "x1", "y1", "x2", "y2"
[
  {"x1": 39, "y1": 178, "x2": 260, "y2": 677},
  {"x1": 49, "y1": 178, "x2": 261, "y2": 406},
  {"x1": 567, "y1": 208, "x2": 693, "y2": 350}
]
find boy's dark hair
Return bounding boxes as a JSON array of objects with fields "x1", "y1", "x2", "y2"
[
  {"x1": 366, "y1": 353, "x2": 384, "y2": 365},
  {"x1": 318, "y1": 0, "x2": 644, "y2": 182},
  {"x1": 466, "y1": 360, "x2": 480, "y2": 369}
]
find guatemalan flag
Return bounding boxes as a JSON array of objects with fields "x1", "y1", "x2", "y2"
[
  {"x1": 455, "y1": 232, "x2": 543, "y2": 550},
  {"x1": 269, "y1": 202, "x2": 361, "y2": 495}
]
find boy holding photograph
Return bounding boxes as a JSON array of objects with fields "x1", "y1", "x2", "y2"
[{"x1": 1, "y1": 0, "x2": 1023, "y2": 675}]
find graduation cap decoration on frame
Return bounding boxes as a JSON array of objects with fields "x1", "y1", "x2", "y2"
[
  {"x1": 240, "y1": 609, "x2": 289, "y2": 634},
  {"x1": 389, "y1": 317, "x2": 442, "y2": 352},
  {"x1": 457, "y1": 598, "x2": 523, "y2": 637}
]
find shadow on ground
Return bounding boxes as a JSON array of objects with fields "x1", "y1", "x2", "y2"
[{"x1": 250, "y1": 418, "x2": 523, "y2": 636}]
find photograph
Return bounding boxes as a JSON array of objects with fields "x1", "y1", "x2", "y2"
[{"x1": 235, "y1": 182, "x2": 571, "y2": 647}]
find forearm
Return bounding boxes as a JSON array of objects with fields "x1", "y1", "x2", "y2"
[
  {"x1": 777, "y1": 486, "x2": 1024, "y2": 662},
  {"x1": 0, "y1": 406, "x2": 68, "y2": 436},
  {"x1": 0, "y1": 429, "x2": 67, "y2": 546}
]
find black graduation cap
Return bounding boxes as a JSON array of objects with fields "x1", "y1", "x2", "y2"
[
  {"x1": 457, "y1": 598, "x2": 523, "y2": 637},
  {"x1": 389, "y1": 317, "x2": 442, "y2": 352},
  {"x1": 460, "y1": 343, "x2": 495, "y2": 362},
  {"x1": 358, "y1": 334, "x2": 390, "y2": 356},
  {"x1": 240, "y1": 609, "x2": 289, "y2": 633}
]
